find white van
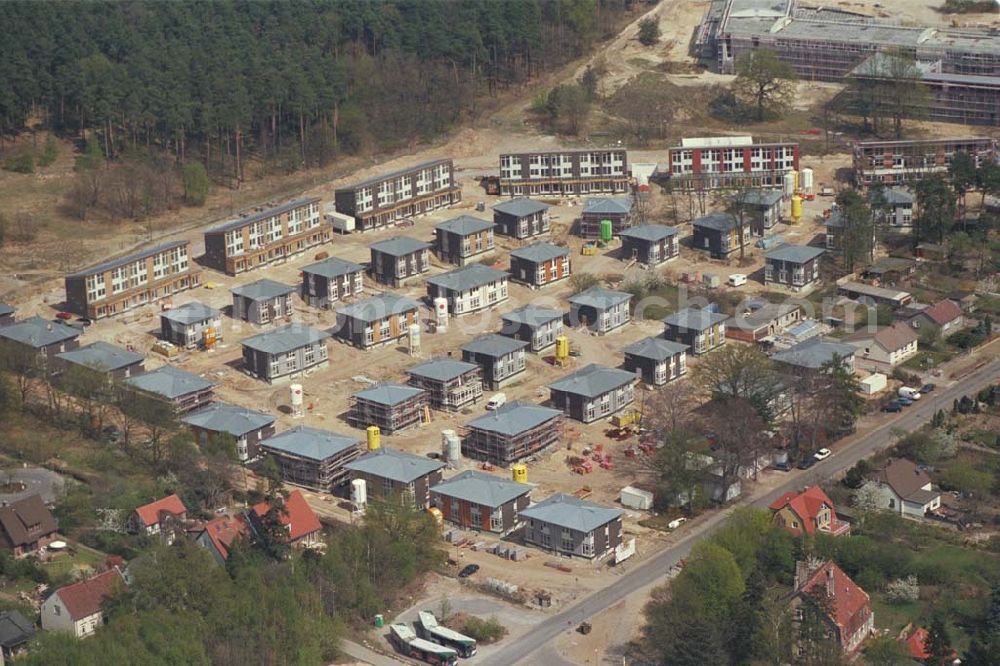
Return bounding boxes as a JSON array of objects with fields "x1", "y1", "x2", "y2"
[
  {"x1": 898, "y1": 387, "x2": 922, "y2": 400},
  {"x1": 485, "y1": 393, "x2": 507, "y2": 410},
  {"x1": 728, "y1": 274, "x2": 747, "y2": 287}
]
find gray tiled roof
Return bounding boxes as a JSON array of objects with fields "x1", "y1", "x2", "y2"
[
  {"x1": 0, "y1": 316, "x2": 80, "y2": 348},
  {"x1": 461, "y1": 333, "x2": 529, "y2": 358},
  {"x1": 880, "y1": 188, "x2": 914, "y2": 206},
  {"x1": 181, "y1": 402, "x2": 275, "y2": 437},
  {"x1": 160, "y1": 302, "x2": 220, "y2": 326},
  {"x1": 510, "y1": 242, "x2": 569, "y2": 264},
  {"x1": 430, "y1": 470, "x2": 531, "y2": 508},
  {"x1": 336, "y1": 292, "x2": 421, "y2": 323},
  {"x1": 465, "y1": 400, "x2": 562, "y2": 436},
  {"x1": 772, "y1": 337, "x2": 855, "y2": 369},
  {"x1": 301, "y1": 256, "x2": 365, "y2": 279},
  {"x1": 568, "y1": 287, "x2": 632, "y2": 310},
  {"x1": 206, "y1": 197, "x2": 320, "y2": 234},
  {"x1": 728, "y1": 302, "x2": 802, "y2": 331},
  {"x1": 435, "y1": 215, "x2": 493, "y2": 236},
  {"x1": 548, "y1": 363, "x2": 635, "y2": 399},
  {"x1": 344, "y1": 447, "x2": 445, "y2": 483},
  {"x1": 57, "y1": 341, "x2": 144, "y2": 371},
  {"x1": 426, "y1": 264, "x2": 508, "y2": 293},
  {"x1": 692, "y1": 212, "x2": 736, "y2": 231},
  {"x1": 765, "y1": 244, "x2": 825, "y2": 264},
  {"x1": 619, "y1": 224, "x2": 678, "y2": 242},
  {"x1": 0, "y1": 610, "x2": 35, "y2": 649},
  {"x1": 583, "y1": 198, "x2": 632, "y2": 215},
  {"x1": 0, "y1": 303, "x2": 12, "y2": 318},
  {"x1": 406, "y1": 358, "x2": 480, "y2": 383},
  {"x1": 231, "y1": 279, "x2": 295, "y2": 301},
  {"x1": 622, "y1": 336, "x2": 688, "y2": 361},
  {"x1": 241, "y1": 324, "x2": 330, "y2": 355},
  {"x1": 125, "y1": 365, "x2": 215, "y2": 400},
  {"x1": 662, "y1": 307, "x2": 728, "y2": 331},
  {"x1": 741, "y1": 189, "x2": 783, "y2": 208},
  {"x1": 501, "y1": 305, "x2": 563, "y2": 328},
  {"x1": 338, "y1": 159, "x2": 451, "y2": 192},
  {"x1": 261, "y1": 426, "x2": 361, "y2": 462},
  {"x1": 352, "y1": 382, "x2": 426, "y2": 406},
  {"x1": 66, "y1": 240, "x2": 187, "y2": 278},
  {"x1": 493, "y1": 198, "x2": 550, "y2": 218},
  {"x1": 823, "y1": 210, "x2": 845, "y2": 229},
  {"x1": 369, "y1": 236, "x2": 431, "y2": 257},
  {"x1": 520, "y1": 493, "x2": 622, "y2": 533}
]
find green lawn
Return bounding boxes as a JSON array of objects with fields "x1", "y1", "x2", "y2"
[
  {"x1": 40, "y1": 541, "x2": 106, "y2": 582},
  {"x1": 871, "y1": 597, "x2": 922, "y2": 634},
  {"x1": 902, "y1": 349, "x2": 957, "y2": 372}
]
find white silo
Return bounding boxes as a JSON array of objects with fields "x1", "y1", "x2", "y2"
[
  {"x1": 434, "y1": 297, "x2": 449, "y2": 331},
  {"x1": 783, "y1": 171, "x2": 796, "y2": 197},
  {"x1": 408, "y1": 323, "x2": 421, "y2": 356},
  {"x1": 442, "y1": 429, "x2": 462, "y2": 467},
  {"x1": 351, "y1": 478, "x2": 367, "y2": 511},
  {"x1": 290, "y1": 383, "x2": 304, "y2": 417},
  {"x1": 801, "y1": 167, "x2": 814, "y2": 194}
]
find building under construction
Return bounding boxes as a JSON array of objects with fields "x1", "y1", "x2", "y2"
[
  {"x1": 666, "y1": 136, "x2": 798, "y2": 191},
  {"x1": 852, "y1": 136, "x2": 998, "y2": 187},
  {"x1": 260, "y1": 426, "x2": 364, "y2": 493},
  {"x1": 405, "y1": 358, "x2": 484, "y2": 411},
  {"x1": 498, "y1": 149, "x2": 629, "y2": 197},
  {"x1": 348, "y1": 383, "x2": 428, "y2": 433},
  {"x1": 462, "y1": 401, "x2": 563, "y2": 466},
  {"x1": 697, "y1": 0, "x2": 1000, "y2": 82}
]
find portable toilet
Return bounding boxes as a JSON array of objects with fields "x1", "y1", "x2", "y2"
[
  {"x1": 791, "y1": 195, "x2": 803, "y2": 221},
  {"x1": 512, "y1": 463, "x2": 528, "y2": 484},
  {"x1": 600, "y1": 219, "x2": 613, "y2": 242},
  {"x1": 366, "y1": 425, "x2": 381, "y2": 451}
]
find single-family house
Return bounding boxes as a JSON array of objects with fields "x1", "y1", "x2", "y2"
[
  {"x1": 56, "y1": 341, "x2": 145, "y2": 382},
  {"x1": 622, "y1": 337, "x2": 688, "y2": 386},
  {"x1": 0, "y1": 494, "x2": 58, "y2": 557},
  {"x1": 434, "y1": 216, "x2": 495, "y2": 266},
  {"x1": 300, "y1": 256, "x2": 366, "y2": 309},
  {"x1": 0, "y1": 316, "x2": 81, "y2": 367},
  {"x1": 181, "y1": 402, "x2": 277, "y2": 462},
  {"x1": 568, "y1": 287, "x2": 632, "y2": 334},
  {"x1": 462, "y1": 400, "x2": 563, "y2": 465},
  {"x1": 844, "y1": 322, "x2": 919, "y2": 372},
  {"x1": 230, "y1": 279, "x2": 295, "y2": 325},
  {"x1": 241, "y1": 324, "x2": 330, "y2": 383},
  {"x1": 499, "y1": 305, "x2": 564, "y2": 352},
  {"x1": 874, "y1": 188, "x2": 914, "y2": 228},
  {"x1": 493, "y1": 198, "x2": 550, "y2": 239},
  {"x1": 334, "y1": 292, "x2": 421, "y2": 350},
  {"x1": 662, "y1": 307, "x2": 727, "y2": 355},
  {"x1": 406, "y1": 358, "x2": 484, "y2": 411},
  {"x1": 764, "y1": 245, "x2": 825, "y2": 292},
  {"x1": 430, "y1": 470, "x2": 532, "y2": 535},
  {"x1": 159, "y1": 302, "x2": 222, "y2": 349},
  {"x1": 773, "y1": 337, "x2": 856, "y2": 373},
  {"x1": 345, "y1": 447, "x2": 446, "y2": 509},
  {"x1": 691, "y1": 212, "x2": 750, "y2": 259},
  {"x1": 548, "y1": 363, "x2": 636, "y2": 424},
  {"x1": 196, "y1": 514, "x2": 248, "y2": 565},
  {"x1": 791, "y1": 560, "x2": 874, "y2": 654},
  {"x1": 520, "y1": 493, "x2": 623, "y2": 559},
  {"x1": 865, "y1": 458, "x2": 941, "y2": 518},
  {"x1": 348, "y1": 383, "x2": 429, "y2": 433},
  {"x1": 947, "y1": 290, "x2": 978, "y2": 314},
  {"x1": 369, "y1": 236, "x2": 431, "y2": 287},
  {"x1": 725, "y1": 302, "x2": 803, "y2": 343},
  {"x1": 898, "y1": 299, "x2": 964, "y2": 336},
  {"x1": 579, "y1": 198, "x2": 634, "y2": 238},
  {"x1": 461, "y1": 334, "x2": 528, "y2": 389},
  {"x1": 425, "y1": 264, "x2": 509, "y2": 315},
  {"x1": 740, "y1": 189, "x2": 784, "y2": 235},
  {"x1": 245, "y1": 489, "x2": 323, "y2": 549},
  {"x1": 124, "y1": 365, "x2": 215, "y2": 414},
  {"x1": 769, "y1": 486, "x2": 850, "y2": 537},
  {"x1": 508, "y1": 243, "x2": 571, "y2": 287},
  {"x1": 261, "y1": 426, "x2": 363, "y2": 492},
  {"x1": 126, "y1": 494, "x2": 187, "y2": 541},
  {"x1": 861, "y1": 257, "x2": 916, "y2": 285},
  {"x1": 41, "y1": 569, "x2": 125, "y2": 638},
  {"x1": 619, "y1": 224, "x2": 679, "y2": 265}
]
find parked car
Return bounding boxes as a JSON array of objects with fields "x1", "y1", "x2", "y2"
[
  {"x1": 813, "y1": 448, "x2": 832, "y2": 461},
  {"x1": 771, "y1": 460, "x2": 792, "y2": 472},
  {"x1": 883, "y1": 401, "x2": 903, "y2": 413},
  {"x1": 897, "y1": 397, "x2": 913, "y2": 407},
  {"x1": 898, "y1": 387, "x2": 922, "y2": 400},
  {"x1": 667, "y1": 517, "x2": 687, "y2": 530},
  {"x1": 458, "y1": 564, "x2": 480, "y2": 578},
  {"x1": 485, "y1": 393, "x2": 507, "y2": 411},
  {"x1": 921, "y1": 383, "x2": 936, "y2": 393},
  {"x1": 797, "y1": 456, "x2": 817, "y2": 470}
]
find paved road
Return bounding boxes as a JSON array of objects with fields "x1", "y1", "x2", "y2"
[
  {"x1": 341, "y1": 639, "x2": 405, "y2": 666},
  {"x1": 475, "y1": 359, "x2": 1000, "y2": 666},
  {"x1": 0, "y1": 466, "x2": 66, "y2": 504}
]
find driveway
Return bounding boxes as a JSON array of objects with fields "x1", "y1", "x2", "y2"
[{"x1": 0, "y1": 466, "x2": 66, "y2": 504}]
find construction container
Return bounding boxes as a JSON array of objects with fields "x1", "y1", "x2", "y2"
[
  {"x1": 599, "y1": 219, "x2": 613, "y2": 242},
  {"x1": 783, "y1": 171, "x2": 796, "y2": 197},
  {"x1": 366, "y1": 425, "x2": 381, "y2": 451},
  {"x1": 620, "y1": 485, "x2": 654, "y2": 510},
  {"x1": 860, "y1": 373, "x2": 887, "y2": 395},
  {"x1": 511, "y1": 463, "x2": 528, "y2": 484},
  {"x1": 703, "y1": 272, "x2": 720, "y2": 288},
  {"x1": 581, "y1": 242, "x2": 597, "y2": 256},
  {"x1": 555, "y1": 335, "x2": 570, "y2": 360},
  {"x1": 791, "y1": 195, "x2": 803, "y2": 221},
  {"x1": 801, "y1": 167, "x2": 814, "y2": 193}
]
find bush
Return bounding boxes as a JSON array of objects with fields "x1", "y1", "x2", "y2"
[
  {"x1": 460, "y1": 616, "x2": 508, "y2": 644},
  {"x1": 38, "y1": 135, "x2": 59, "y2": 167},
  {"x1": 3, "y1": 151, "x2": 34, "y2": 174},
  {"x1": 885, "y1": 575, "x2": 920, "y2": 603},
  {"x1": 843, "y1": 459, "x2": 872, "y2": 489},
  {"x1": 182, "y1": 161, "x2": 209, "y2": 206},
  {"x1": 637, "y1": 17, "x2": 661, "y2": 46},
  {"x1": 569, "y1": 272, "x2": 603, "y2": 294}
]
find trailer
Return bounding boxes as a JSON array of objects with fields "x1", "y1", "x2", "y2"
[
  {"x1": 389, "y1": 623, "x2": 459, "y2": 665},
  {"x1": 417, "y1": 611, "x2": 478, "y2": 657}
]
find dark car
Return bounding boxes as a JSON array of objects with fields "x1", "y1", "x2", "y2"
[
  {"x1": 458, "y1": 564, "x2": 480, "y2": 578},
  {"x1": 771, "y1": 460, "x2": 792, "y2": 472},
  {"x1": 797, "y1": 456, "x2": 817, "y2": 470},
  {"x1": 883, "y1": 401, "x2": 902, "y2": 413},
  {"x1": 921, "y1": 383, "x2": 936, "y2": 393},
  {"x1": 897, "y1": 397, "x2": 913, "y2": 407}
]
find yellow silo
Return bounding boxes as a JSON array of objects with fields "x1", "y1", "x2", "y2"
[
  {"x1": 791, "y1": 195, "x2": 803, "y2": 222},
  {"x1": 511, "y1": 463, "x2": 528, "y2": 484},
  {"x1": 555, "y1": 336, "x2": 570, "y2": 360},
  {"x1": 366, "y1": 425, "x2": 381, "y2": 451}
]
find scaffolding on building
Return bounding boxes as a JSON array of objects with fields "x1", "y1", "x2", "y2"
[
  {"x1": 852, "y1": 136, "x2": 998, "y2": 187},
  {"x1": 348, "y1": 392, "x2": 428, "y2": 433},
  {"x1": 462, "y1": 415, "x2": 564, "y2": 466}
]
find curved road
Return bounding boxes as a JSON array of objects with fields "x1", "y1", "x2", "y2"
[{"x1": 475, "y1": 359, "x2": 1000, "y2": 666}]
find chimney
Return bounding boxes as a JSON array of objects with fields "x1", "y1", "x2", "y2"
[{"x1": 826, "y1": 566, "x2": 835, "y2": 597}]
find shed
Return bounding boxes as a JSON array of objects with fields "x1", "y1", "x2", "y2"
[{"x1": 619, "y1": 486, "x2": 653, "y2": 511}]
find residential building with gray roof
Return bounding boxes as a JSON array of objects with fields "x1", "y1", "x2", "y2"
[
  {"x1": 334, "y1": 159, "x2": 460, "y2": 232},
  {"x1": 663, "y1": 307, "x2": 728, "y2": 355},
  {"x1": 430, "y1": 470, "x2": 532, "y2": 535},
  {"x1": 426, "y1": 264, "x2": 509, "y2": 315},
  {"x1": 500, "y1": 305, "x2": 564, "y2": 352},
  {"x1": 493, "y1": 197, "x2": 551, "y2": 239},
  {"x1": 406, "y1": 358, "x2": 483, "y2": 411},
  {"x1": 369, "y1": 236, "x2": 431, "y2": 286},
  {"x1": 764, "y1": 244, "x2": 825, "y2": 292},
  {"x1": 261, "y1": 426, "x2": 363, "y2": 492},
  {"x1": 739, "y1": 189, "x2": 784, "y2": 235},
  {"x1": 568, "y1": 287, "x2": 632, "y2": 334},
  {"x1": 159, "y1": 302, "x2": 222, "y2": 349},
  {"x1": 56, "y1": 341, "x2": 145, "y2": 382},
  {"x1": 548, "y1": 363, "x2": 636, "y2": 423},
  {"x1": 521, "y1": 493, "x2": 623, "y2": 559},
  {"x1": 580, "y1": 197, "x2": 634, "y2": 238},
  {"x1": 181, "y1": 403, "x2": 277, "y2": 461},
  {"x1": 509, "y1": 242, "x2": 571, "y2": 287},
  {"x1": 241, "y1": 324, "x2": 330, "y2": 383},
  {"x1": 463, "y1": 401, "x2": 563, "y2": 465},
  {"x1": 348, "y1": 383, "x2": 429, "y2": 433},
  {"x1": 773, "y1": 337, "x2": 856, "y2": 373},
  {"x1": 620, "y1": 224, "x2": 679, "y2": 265},
  {"x1": 434, "y1": 216, "x2": 495, "y2": 266},
  {"x1": 125, "y1": 365, "x2": 215, "y2": 413},
  {"x1": 334, "y1": 292, "x2": 421, "y2": 350},
  {"x1": 461, "y1": 334, "x2": 529, "y2": 389},
  {"x1": 0, "y1": 316, "x2": 81, "y2": 365},
  {"x1": 301, "y1": 256, "x2": 366, "y2": 309},
  {"x1": 344, "y1": 447, "x2": 445, "y2": 508},
  {"x1": 231, "y1": 279, "x2": 295, "y2": 325},
  {"x1": 498, "y1": 150, "x2": 629, "y2": 197},
  {"x1": 622, "y1": 337, "x2": 688, "y2": 386},
  {"x1": 692, "y1": 212, "x2": 751, "y2": 259}
]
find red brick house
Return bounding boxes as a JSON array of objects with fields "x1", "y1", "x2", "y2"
[
  {"x1": 127, "y1": 494, "x2": 188, "y2": 539},
  {"x1": 0, "y1": 494, "x2": 58, "y2": 557},
  {"x1": 769, "y1": 486, "x2": 850, "y2": 537},
  {"x1": 792, "y1": 561, "x2": 874, "y2": 654}
]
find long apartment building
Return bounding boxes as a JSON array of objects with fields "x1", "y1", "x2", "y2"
[
  {"x1": 667, "y1": 136, "x2": 798, "y2": 191},
  {"x1": 697, "y1": 0, "x2": 1000, "y2": 81},
  {"x1": 202, "y1": 197, "x2": 330, "y2": 276},
  {"x1": 65, "y1": 240, "x2": 200, "y2": 320},
  {"x1": 499, "y1": 150, "x2": 629, "y2": 197},
  {"x1": 334, "y1": 159, "x2": 461, "y2": 231},
  {"x1": 853, "y1": 137, "x2": 998, "y2": 187}
]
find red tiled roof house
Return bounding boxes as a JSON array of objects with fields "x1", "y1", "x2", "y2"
[
  {"x1": 770, "y1": 486, "x2": 850, "y2": 537},
  {"x1": 195, "y1": 514, "x2": 248, "y2": 565},
  {"x1": 40, "y1": 568, "x2": 125, "y2": 638},
  {"x1": 245, "y1": 490, "x2": 322, "y2": 549},
  {"x1": 901, "y1": 299, "x2": 964, "y2": 336},
  {"x1": 791, "y1": 561, "x2": 874, "y2": 654},
  {"x1": 126, "y1": 494, "x2": 187, "y2": 540}
]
